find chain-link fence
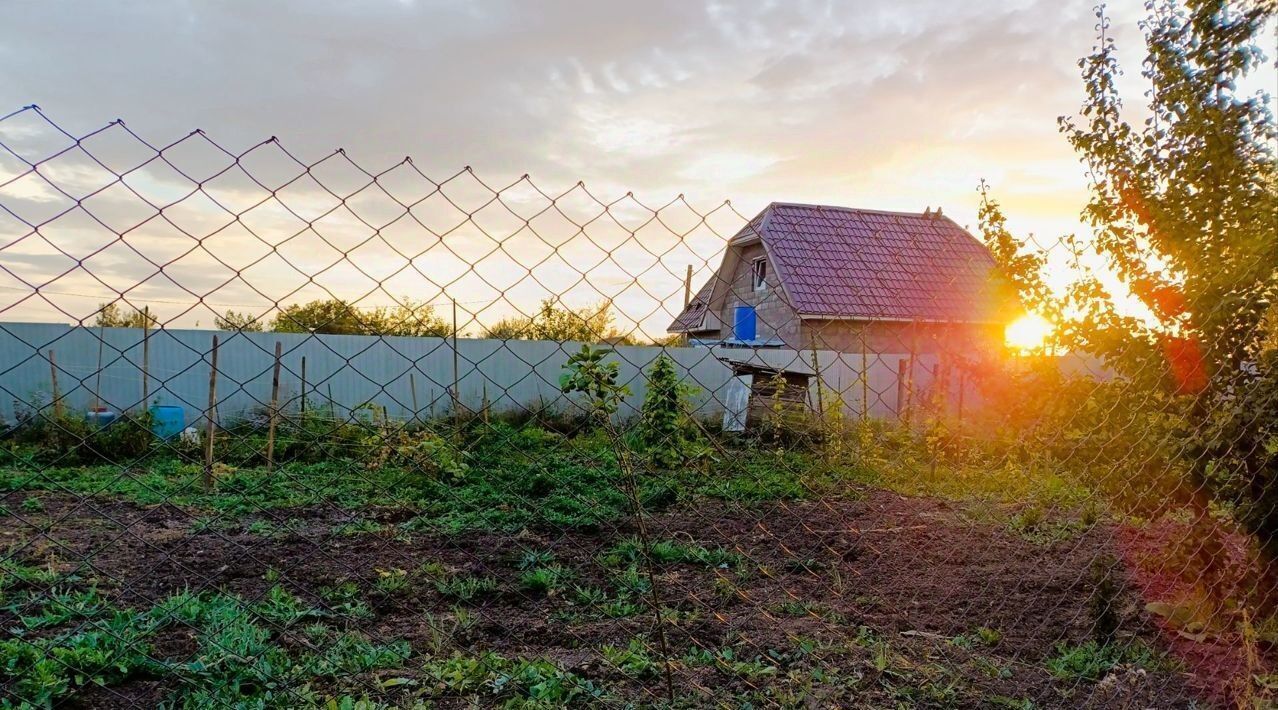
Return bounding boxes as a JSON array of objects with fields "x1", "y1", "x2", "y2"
[{"x1": 0, "y1": 105, "x2": 1272, "y2": 709}]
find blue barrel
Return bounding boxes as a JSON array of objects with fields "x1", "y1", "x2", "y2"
[
  {"x1": 733, "y1": 305, "x2": 757, "y2": 342},
  {"x1": 149, "y1": 405, "x2": 185, "y2": 439},
  {"x1": 85, "y1": 409, "x2": 117, "y2": 428}
]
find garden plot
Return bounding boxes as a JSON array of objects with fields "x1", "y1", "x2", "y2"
[{"x1": 0, "y1": 422, "x2": 1209, "y2": 708}]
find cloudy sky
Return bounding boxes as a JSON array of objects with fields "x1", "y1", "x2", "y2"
[{"x1": 0, "y1": 0, "x2": 1271, "y2": 334}]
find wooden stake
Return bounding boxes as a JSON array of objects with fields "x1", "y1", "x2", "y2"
[
  {"x1": 94, "y1": 322, "x2": 106, "y2": 411},
  {"x1": 327, "y1": 383, "x2": 336, "y2": 420},
  {"x1": 860, "y1": 336, "x2": 869, "y2": 420},
  {"x1": 48, "y1": 350, "x2": 62, "y2": 418},
  {"x1": 203, "y1": 335, "x2": 219, "y2": 490},
  {"x1": 141, "y1": 311, "x2": 151, "y2": 407},
  {"x1": 409, "y1": 372, "x2": 419, "y2": 423},
  {"x1": 266, "y1": 341, "x2": 282, "y2": 473},
  {"x1": 300, "y1": 356, "x2": 307, "y2": 416},
  {"x1": 451, "y1": 299, "x2": 461, "y2": 414},
  {"x1": 897, "y1": 357, "x2": 909, "y2": 422}
]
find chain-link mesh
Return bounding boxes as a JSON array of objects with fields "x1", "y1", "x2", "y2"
[{"x1": 0, "y1": 105, "x2": 1270, "y2": 708}]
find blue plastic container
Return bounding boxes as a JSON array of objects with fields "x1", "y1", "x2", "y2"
[
  {"x1": 85, "y1": 408, "x2": 117, "y2": 428},
  {"x1": 733, "y1": 305, "x2": 757, "y2": 342},
  {"x1": 149, "y1": 405, "x2": 185, "y2": 440}
]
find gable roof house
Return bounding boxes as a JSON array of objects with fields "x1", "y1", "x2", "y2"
[{"x1": 669, "y1": 202, "x2": 1007, "y2": 356}]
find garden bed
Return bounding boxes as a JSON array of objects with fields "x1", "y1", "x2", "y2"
[{"x1": 1, "y1": 466, "x2": 1207, "y2": 708}]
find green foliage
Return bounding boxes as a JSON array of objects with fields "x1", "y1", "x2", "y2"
[
  {"x1": 5, "y1": 409, "x2": 156, "y2": 466},
  {"x1": 519, "y1": 565, "x2": 573, "y2": 596},
  {"x1": 601, "y1": 536, "x2": 741, "y2": 569},
  {"x1": 636, "y1": 355, "x2": 703, "y2": 468},
  {"x1": 93, "y1": 302, "x2": 158, "y2": 329},
  {"x1": 433, "y1": 574, "x2": 499, "y2": 603},
  {"x1": 213, "y1": 309, "x2": 264, "y2": 331},
  {"x1": 272, "y1": 297, "x2": 450, "y2": 337},
  {"x1": 559, "y1": 344, "x2": 629, "y2": 421},
  {"x1": 600, "y1": 638, "x2": 658, "y2": 678},
  {"x1": 978, "y1": 1, "x2": 1278, "y2": 591},
  {"x1": 0, "y1": 589, "x2": 410, "y2": 708},
  {"x1": 362, "y1": 425, "x2": 468, "y2": 480},
  {"x1": 421, "y1": 652, "x2": 606, "y2": 706},
  {"x1": 1045, "y1": 640, "x2": 1169, "y2": 681},
  {"x1": 484, "y1": 297, "x2": 630, "y2": 343}
]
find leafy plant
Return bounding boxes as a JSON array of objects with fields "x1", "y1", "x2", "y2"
[
  {"x1": 636, "y1": 355, "x2": 702, "y2": 467},
  {"x1": 559, "y1": 344, "x2": 629, "y2": 421},
  {"x1": 362, "y1": 426, "x2": 467, "y2": 480},
  {"x1": 434, "y1": 574, "x2": 499, "y2": 603},
  {"x1": 519, "y1": 565, "x2": 572, "y2": 596}
]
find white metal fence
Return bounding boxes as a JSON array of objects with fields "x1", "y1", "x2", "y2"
[{"x1": 0, "y1": 323, "x2": 962, "y2": 429}]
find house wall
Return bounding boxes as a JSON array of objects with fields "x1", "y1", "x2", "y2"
[
  {"x1": 800, "y1": 319, "x2": 1004, "y2": 358},
  {"x1": 716, "y1": 243, "x2": 801, "y2": 344}
]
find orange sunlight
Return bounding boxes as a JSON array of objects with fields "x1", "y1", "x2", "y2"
[{"x1": 1004, "y1": 313, "x2": 1053, "y2": 352}]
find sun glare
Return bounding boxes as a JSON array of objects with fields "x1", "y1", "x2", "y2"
[{"x1": 1005, "y1": 313, "x2": 1053, "y2": 352}]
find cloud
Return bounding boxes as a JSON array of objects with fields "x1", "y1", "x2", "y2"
[{"x1": 0, "y1": 0, "x2": 1270, "y2": 334}]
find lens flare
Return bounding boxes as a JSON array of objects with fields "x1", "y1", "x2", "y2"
[{"x1": 1005, "y1": 313, "x2": 1052, "y2": 351}]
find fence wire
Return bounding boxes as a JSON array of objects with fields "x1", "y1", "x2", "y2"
[{"x1": 0, "y1": 106, "x2": 1272, "y2": 709}]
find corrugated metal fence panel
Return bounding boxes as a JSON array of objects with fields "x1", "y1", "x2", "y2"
[{"x1": 0, "y1": 323, "x2": 989, "y2": 427}]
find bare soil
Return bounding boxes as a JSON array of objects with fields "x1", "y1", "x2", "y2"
[{"x1": 1, "y1": 488, "x2": 1227, "y2": 708}]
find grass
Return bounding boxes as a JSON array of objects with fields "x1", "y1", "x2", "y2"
[
  {"x1": 0, "y1": 588, "x2": 411, "y2": 708},
  {"x1": 1046, "y1": 639, "x2": 1177, "y2": 681},
  {"x1": 0, "y1": 417, "x2": 1199, "y2": 707},
  {"x1": 0, "y1": 421, "x2": 838, "y2": 537},
  {"x1": 433, "y1": 573, "x2": 500, "y2": 603}
]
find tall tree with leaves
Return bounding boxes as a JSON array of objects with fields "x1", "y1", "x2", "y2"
[
  {"x1": 983, "y1": 0, "x2": 1277, "y2": 603},
  {"x1": 1060, "y1": 0, "x2": 1277, "y2": 387}
]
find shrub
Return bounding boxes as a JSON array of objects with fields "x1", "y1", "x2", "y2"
[
  {"x1": 636, "y1": 355, "x2": 702, "y2": 468},
  {"x1": 363, "y1": 426, "x2": 467, "y2": 480}
]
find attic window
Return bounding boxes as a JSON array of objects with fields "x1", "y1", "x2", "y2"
[{"x1": 751, "y1": 257, "x2": 767, "y2": 291}]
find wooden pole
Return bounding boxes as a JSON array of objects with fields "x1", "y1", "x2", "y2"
[
  {"x1": 860, "y1": 335, "x2": 869, "y2": 420},
  {"x1": 327, "y1": 383, "x2": 336, "y2": 420},
  {"x1": 451, "y1": 299, "x2": 461, "y2": 414},
  {"x1": 897, "y1": 357, "x2": 909, "y2": 422},
  {"x1": 266, "y1": 341, "x2": 282, "y2": 473},
  {"x1": 203, "y1": 335, "x2": 219, "y2": 490},
  {"x1": 141, "y1": 309, "x2": 151, "y2": 407},
  {"x1": 48, "y1": 350, "x2": 62, "y2": 418},
  {"x1": 410, "y1": 372, "x2": 419, "y2": 424},
  {"x1": 94, "y1": 322, "x2": 106, "y2": 411},
  {"x1": 300, "y1": 356, "x2": 307, "y2": 416}
]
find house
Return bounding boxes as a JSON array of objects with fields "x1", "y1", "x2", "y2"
[{"x1": 669, "y1": 202, "x2": 1007, "y2": 356}]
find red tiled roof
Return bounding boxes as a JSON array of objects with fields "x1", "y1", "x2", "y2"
[{"x1": 669, "y1": 202, "x2": 999, "y2": 332}]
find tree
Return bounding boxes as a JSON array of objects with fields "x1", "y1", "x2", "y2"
[
  {"x1": 214, "y1": 310, "x2": 265, "y2": 332},
  {"x1": 483, "y1": 298, "x2": 630, "y2": 343},
  {"x1": 1059, "y1": 0, "x2": 1277, "y2": 385},
  {"x1": 981, "y1": 0, "x2": 1278, "y2": 605},
  {"x1": 371, "y1": 299, "x2": 451, "y2": 338},
  {"x1": 93, "y1": 302, "x2": 158, "y2": 329},
  {"x1": 269, "y1": 297, "x2": 450, "y2": 337},
  {"x1": 271, "y1": 299, "x2": 366, "y2": 334}
]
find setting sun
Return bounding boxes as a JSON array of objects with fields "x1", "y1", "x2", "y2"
[{"x1": 1005, "y1": 313, "x2": 1053, "y2": 351}]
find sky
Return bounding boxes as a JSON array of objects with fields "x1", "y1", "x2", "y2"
[{"x1": 0, "y1": 0, "x2": 1272, "y2": 336}]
